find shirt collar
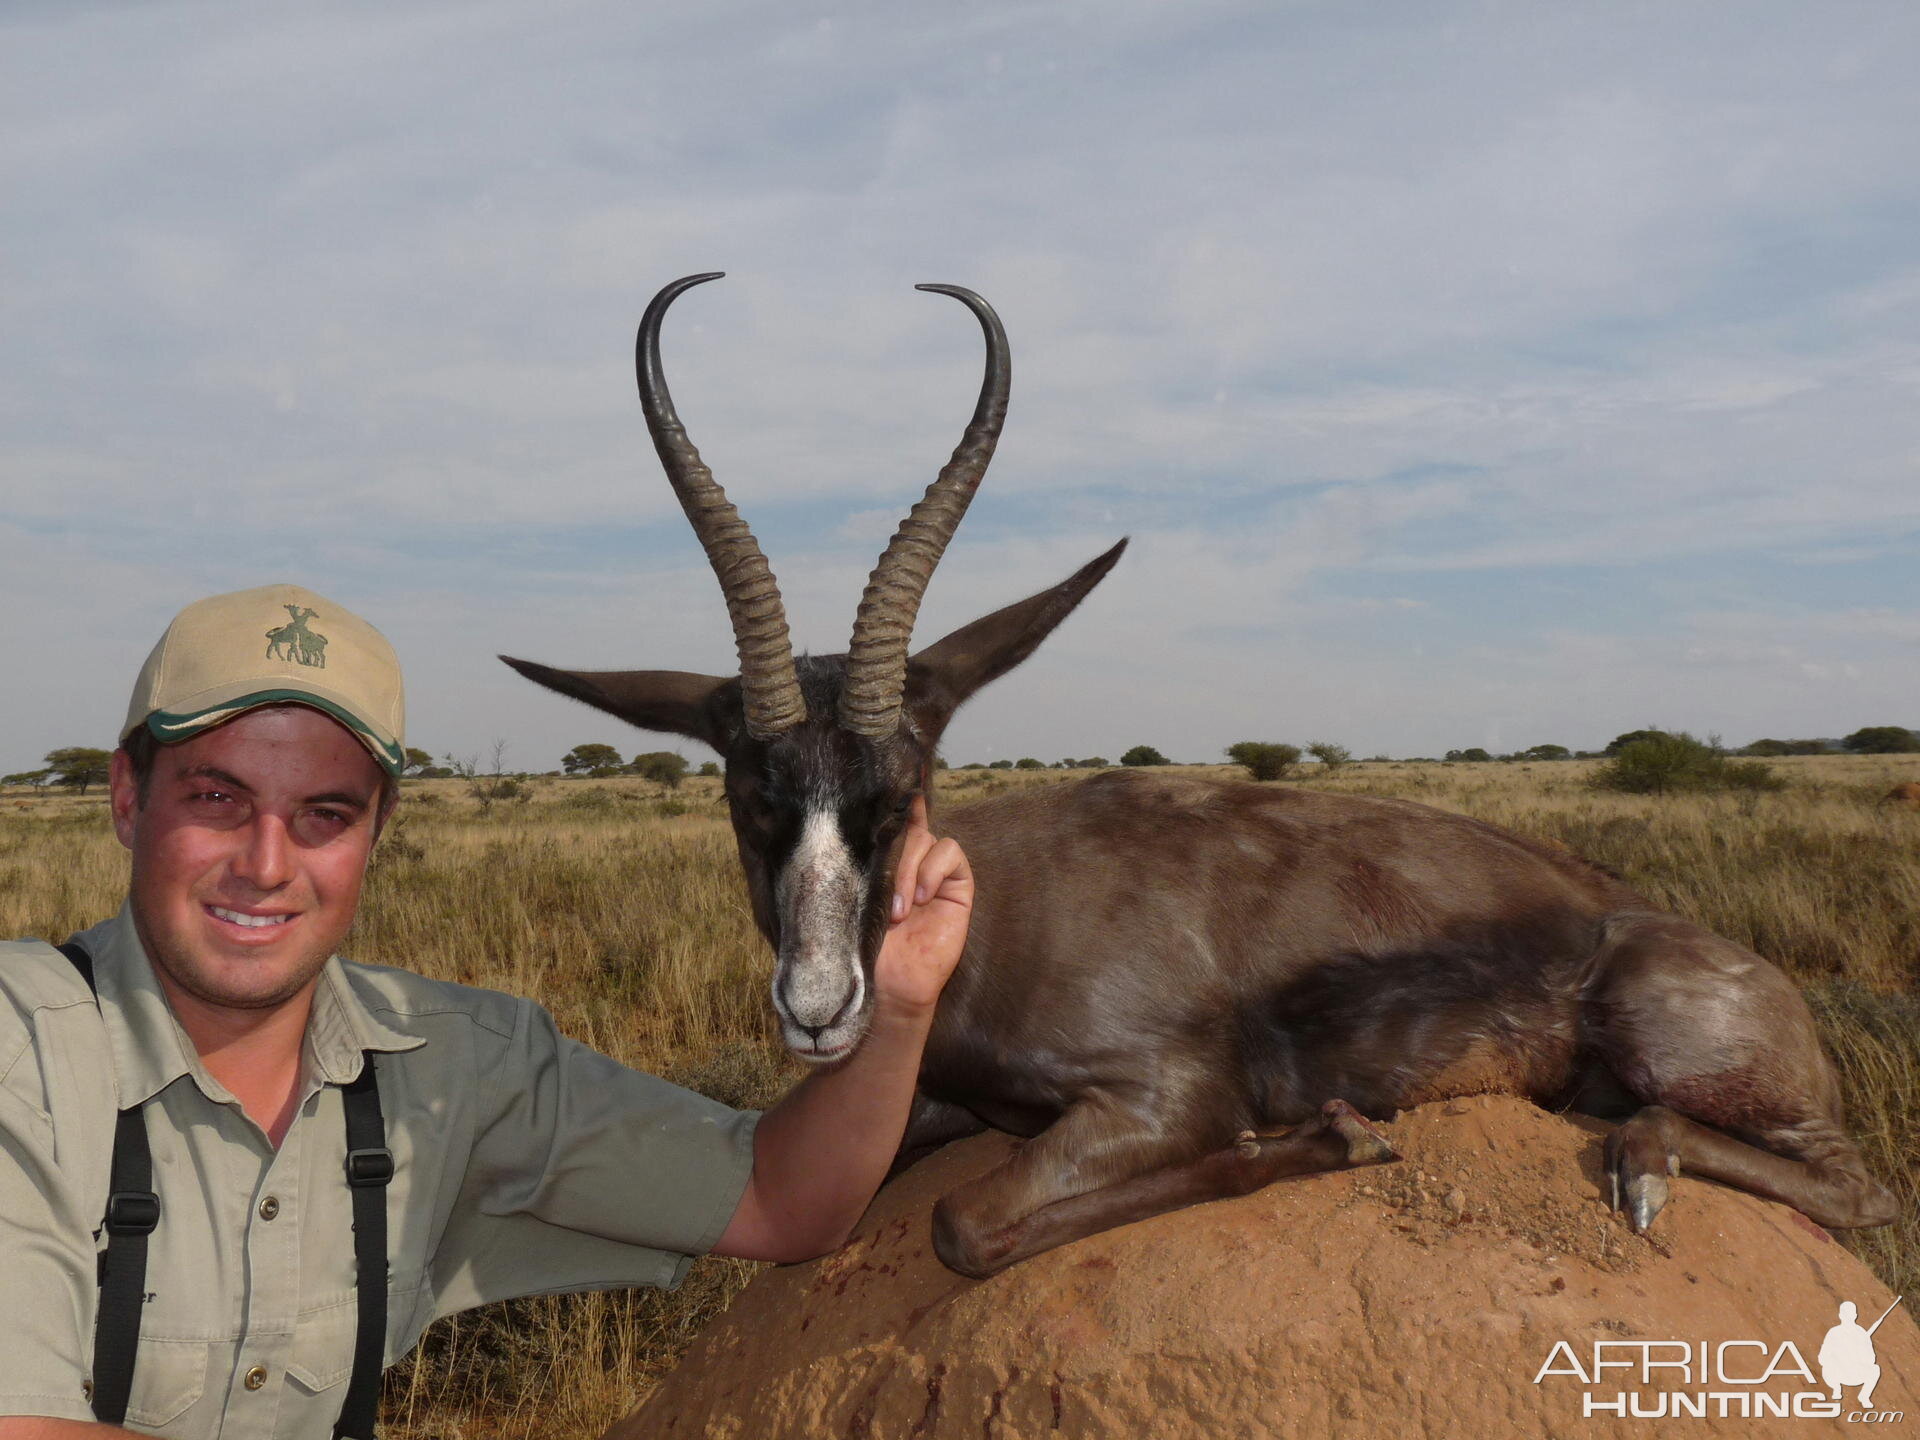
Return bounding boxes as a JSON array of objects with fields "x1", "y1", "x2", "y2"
[{"x1": 75, "y1": 902, "x2": 423, "y2": 1109}]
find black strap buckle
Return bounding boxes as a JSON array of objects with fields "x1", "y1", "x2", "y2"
[
  {"x1": 345, "y1": 1147, "x2": 394, "y2": 1188},
  {"x1": 104, "y1": 1190, "x2": 160, "y2": 1235}
]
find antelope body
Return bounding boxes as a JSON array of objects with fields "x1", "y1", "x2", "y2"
[{"x1": 507, "y1": 275, "x2": 1899, "y2": 1278}]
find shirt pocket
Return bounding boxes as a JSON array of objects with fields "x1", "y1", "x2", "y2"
[
  {"x1": 287, "y1": 1283, "x2": 424, "y2": 1394},
  {"x1": 120, "y1": 1336, "x2": 208, "y2": 1429}
]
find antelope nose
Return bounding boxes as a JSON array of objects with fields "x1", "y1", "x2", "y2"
[
  {"x1": 799, "y1": 999, "x2": 858, "y2": 1044},
  {"x1": 779, "y1": 971, "x2": 859, "y2": 1032}
]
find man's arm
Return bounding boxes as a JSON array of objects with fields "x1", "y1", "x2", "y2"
[
  {"x1": 712, "y1": 800, "x2": 971, "y2": 1263},
  {"x1": 0, "y1": 1420, "x2": 138, "y2": 1439}
]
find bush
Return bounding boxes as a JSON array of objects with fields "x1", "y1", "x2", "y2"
[
  {"x1": 1121, "y1": 745, "x2": 1170, "y2": 767},
  {"x1": 1444, "y1": 748, "x2": 1492, "y2": 763},
  {"x1": 1226, "y1": 741, "x2": 1300, "y2": 782},
  {"x1": 1014, "y1": 757, "x2": 1044, "y2": 770},
  {"x1": 1843, "y1": 726, "x2": 1920, "y2": 755},
  {"x1": 697, "y1": 761, "x2": 720, "y2": 778},
  {"x1": 1305, "y1": 741, "x2": 1351, "y2": 774},
  {"x1": 631, "y1": 751, "x2": 689, "y2": 788},
  {"x1": 1589, "y1": 732, "x2": 1784, "y2": 795},
  {"x1": 1604, "y1": 729, "x2": 1673, "y2": 756}
]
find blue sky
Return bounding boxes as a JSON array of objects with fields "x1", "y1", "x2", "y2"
[{"x1": 4, "y1": 1, "x2": 1917, "y2": 770}]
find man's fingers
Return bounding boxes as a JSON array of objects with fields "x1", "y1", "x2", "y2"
[
  {"x1": 891, "y1": 818, "x2": 936, "y2": 922},
  {"x1": 915, "y1": 837, "x2": 971, "y2": 907}
]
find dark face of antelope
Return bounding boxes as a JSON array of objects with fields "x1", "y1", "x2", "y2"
[
  {"x1": 502, "y1": 273, "x2": 1124, "y2": 1062},
  {"x1": 717, "y1": 663, "x2": 927, "y2": 1058}
]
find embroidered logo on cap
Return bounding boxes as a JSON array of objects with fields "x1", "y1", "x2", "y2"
[{"x1": 264, "y1": 604, "x2": 329, "y2": 669}]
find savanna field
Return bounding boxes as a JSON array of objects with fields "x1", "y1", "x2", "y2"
[{"x1": 4, "y1": 756, "x2": 1917, "y2": 1438}]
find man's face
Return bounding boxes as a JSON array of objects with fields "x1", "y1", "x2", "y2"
[{"x1": 111, "y1": 704, "x2": 392, "y2": 1013}]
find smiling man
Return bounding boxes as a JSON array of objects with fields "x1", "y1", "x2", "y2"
[{"x1": 0, "y1": 584, "x2": 971, "y2": 1439}]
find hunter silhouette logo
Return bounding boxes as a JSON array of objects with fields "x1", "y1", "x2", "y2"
[
  {"x1": 1533, "y1": 1294, "x2": 1906, "y2": 1422},
  {"x1": 264, "y1": 604, "x2": 328, "y2": 669}
]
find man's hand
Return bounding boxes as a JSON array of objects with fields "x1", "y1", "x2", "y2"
[{"x1": 874, "y1": 796, "x2": 972, "y2": 1013}]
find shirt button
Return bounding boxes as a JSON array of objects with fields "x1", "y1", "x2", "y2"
[
  {"x1": 259, "y1": 1195, "x2": 281, "y2": 1221},
  {"x1": 244, "y1": 1365, "x2": 268, "y2": 1391}
]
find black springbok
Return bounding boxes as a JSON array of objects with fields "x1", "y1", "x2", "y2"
[{"x1": 504, "y1": 275, "x2": 1899, "y2": 1278}]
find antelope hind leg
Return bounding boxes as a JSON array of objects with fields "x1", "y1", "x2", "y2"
[
  {"x1": 932, "y1": 1097, "x2": 1398, "y2": 1279},
  {"x1": 1589, "y1": 913, "x2": 1899, "y2": 1234}
]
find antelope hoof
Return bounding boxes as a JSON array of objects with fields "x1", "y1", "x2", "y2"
[
  {"x1": 1624, "y1": 1172, "x2": 1670, "y2": 1234},
  {"x1": 1322, "y1": 1099, "x2": 1399, "y2": 1167}
]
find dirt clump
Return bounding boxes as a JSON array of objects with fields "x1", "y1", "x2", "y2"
[{"x1": 608, "y1": 1096, "x2": 1917, "y2": 1440}]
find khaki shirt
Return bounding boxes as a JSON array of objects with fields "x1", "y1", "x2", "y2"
[{"x1": 0, "y1": 906, "x2": 760, "y2": 1437}]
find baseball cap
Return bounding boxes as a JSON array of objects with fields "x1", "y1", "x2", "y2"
[{"x1": 123, "y1": 584, "x2": 406, "y2": 776}]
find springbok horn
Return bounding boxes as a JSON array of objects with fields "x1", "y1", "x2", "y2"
[
  {"x1": 638, "y1": 273, "x2": 806, "y2": 738},
  {"x1": 839, "y1": 284, "x2": 1009, "y2": 737}
]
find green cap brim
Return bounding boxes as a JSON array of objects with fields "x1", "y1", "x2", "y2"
[{"x1": 146, "y1": 690, "x2": 406, "y2": 777}]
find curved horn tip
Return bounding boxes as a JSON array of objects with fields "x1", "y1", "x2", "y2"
[{"x1": 642, "y1": 273, "x2": 727, "y2": 318}]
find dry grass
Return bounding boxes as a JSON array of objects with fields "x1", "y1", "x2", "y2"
[{"x1": 3, "y1": 754, "x2": 1916, "y2": 1436}]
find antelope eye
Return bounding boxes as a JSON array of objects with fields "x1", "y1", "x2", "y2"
[{"x1": 892, "y1": 794, "x2": 914, "y2": 816}]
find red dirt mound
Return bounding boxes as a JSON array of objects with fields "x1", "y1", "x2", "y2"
[{"x1": 608, "y1": 1097, "x2": 1917, "y2": 1439}]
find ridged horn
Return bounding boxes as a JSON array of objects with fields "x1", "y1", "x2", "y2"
[
  {"x1": 839, "y1": 284, "x2": 1009, "y2": 737},
  {"x1": 638, "y1": 273, "x2": 806, "y2": 738}
]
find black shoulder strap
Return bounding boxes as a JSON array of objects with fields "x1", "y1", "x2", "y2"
[
  {"x1": 57, "y1": 941, "x2": 95, "y2": 995},
  {"x1": 335, "y1": 1056, "x2": 393, "y2": 1440},
  {"x1": 57, "y1": 941, "x2": 156, "y2": 1426}
]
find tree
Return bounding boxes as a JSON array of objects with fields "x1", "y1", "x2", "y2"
[
  {"x1": 2, "y1": 769, "x2": 52, "y2": 788},
  {"x1": 988, "y1": 759, "x2": 1014, "y2": 770},
  {"x1": 1743, "y1": 737, "x2": 1828, "y2": 756},
  {"x1": 697, "y1": 761, "x2": 721, "y2": 777},
  {"x1": 561, "y1": 743, "x2": 624, "y2": 777},
  {"x1": 1014, "y1": 757, "x2": 1044, "y2": 770},
  {"x1": 1121, "y1": 745, "x2": 1170, "y2": 767},
  {"x1": 1590, "y1": 731, "x2": 1782, "y2": 796},
  {"x1": 1842, "y1": 726, "x2": 1920, "y2": 755},
  {"x1": 1604, "y1": 729, "x2": 1672, "y2": 756},
  {"x1": 402, "y1": 747, "x2": 435, "y2": 776},
  {"x1": 1076, "y1": 757, "x2": 1110, "y2": 769},
  {"x1": 1519, "y1": 744, "x2": 1570, "y2": 761},
  {"x1": 1444, "y1": 748, "x2": 1492, "y2": 763},
  {"x1": 44, "y1": 747, "x2": 112, "y2": 796},
  {"x1": 631, "y1": 751, "x2": 689, "y2": 788},
  {"x1": 1305, "y1": 741, "x2": 1351, "y2": 774},
  {"x1": 1226, "y1": 741, "x2": 1300, "y2": 782}
]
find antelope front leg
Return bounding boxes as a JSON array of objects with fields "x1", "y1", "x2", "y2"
[
  {"x1": 933, "y1": 1096, "x2": 1398, "y2": 1278},
  {"x1": 889, "y1": 1092, "x2": 989, "y2": 1179}
]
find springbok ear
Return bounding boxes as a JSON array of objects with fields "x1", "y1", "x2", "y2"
[
  {"x1": 906, "y1": 539, "x2": 1127, "y2": 725},
  {"x1": 499, "y1": 657, "x2": 739, "y2": 752}
]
